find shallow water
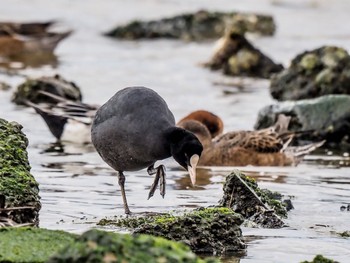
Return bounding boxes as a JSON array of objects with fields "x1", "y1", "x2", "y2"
[{"x1": 1, "y1": 0, "x2": 350, "y2": 262}]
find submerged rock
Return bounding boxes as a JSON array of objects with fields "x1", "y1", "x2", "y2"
[
  {"x1": 48, "y1": 229, "x2": 219, "y2": 263},
  {"x1": 0, "y1": 227, "x2": 76, "y2": 263},
  {"x1": 105, "y1": 10, "x2": 276, "y2": 41},
  {"x1": 205, "y1": 32, "x2": 283, "y2": 78},
  {"x1": 219, "y1": 170, "x2": 287, "y2": 228},
  {"x1": 270, "y1": 46, "x2": 350, "y2": 101},
  {"x1": 98, "y1": 207, "x2": 246, "y2": 255},
  {"x1": 0, "y1": 119, "x2": 41, "y2": 226},
  {"x1": 254, "y1": 95, "x2": 350, "y2": 149},
  {"x1": 12, "y1": 74, "x2": 82, "y2": 106},
  {"x1": 301, "y1": 255, "x2": 339, "y2": 263}
]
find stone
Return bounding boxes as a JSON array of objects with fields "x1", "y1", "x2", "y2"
[
  {"x1": 105, "y1": 10, "x2": 276, "y2": 41},
  {"x1": 48, "y1": 229, "x2": 219, "y2": 263},
  {"x1": 254, "y1": 95, "x2": 350, "y2": 149},
  {"x1": 12, "y1": 74, "x2": 82, "y2": 106},
  {"x1": 219, "y1": 170, "x2": 287, "y2": 228},
  {"x1": 204, "y1": 33, "x2": 283, "y2": 78},
  {"x1": 270, "y1": 46, "x2": 350, "y2": 101},
  {"x1": 98, "y1": 207, "x2": 246, "y2": 255},
  {"x1": 0, "y1": 119, "x2": 41, "y2": 226}
]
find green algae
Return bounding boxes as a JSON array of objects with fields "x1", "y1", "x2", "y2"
[
  {"x1": 48, "y1": 229, "x2": 219, "y2": 263},
  {"x1": 0, "y1": 118, "x2": 41, "y2": 225},
  {"x1": 98, "y1": 207, "x2": 245, "y2": 254},
  {"x1": 301, "y1": 255, "x2": 339, "y2": 263},
  {"x1": 0, "y1": 227, "x2": 76, "y2": 263}
]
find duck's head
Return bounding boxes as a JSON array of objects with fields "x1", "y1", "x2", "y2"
[
  {"x1": 167, "y1": 128, "x2": 203, "y2": 186},
  {"x1": 178, "y1": 110, "x2": 223, "y2": 138}
]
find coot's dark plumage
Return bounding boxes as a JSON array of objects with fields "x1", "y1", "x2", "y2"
[{"x1": 91, "y1": 86, "x2": 203, "y2": 214}]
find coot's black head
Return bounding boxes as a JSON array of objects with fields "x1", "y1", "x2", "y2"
[{"x1": 167, "y1": 128, "x2": 203, "y2": 185}]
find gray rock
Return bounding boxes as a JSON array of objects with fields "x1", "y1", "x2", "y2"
[
  {"x1": 12, "y1": 74, "x2": 82, "y2": 106},
  {"x1": 106, "y1": 10, "x2": 276, "y2": 41},
  {"x1": 254, "y1": 95, "x2": 350, "y2": 149}
]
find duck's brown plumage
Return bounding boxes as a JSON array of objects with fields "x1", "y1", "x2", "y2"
[
  {"x1": 0, "y1": 21, "x2": 56, "y2": 36},
  {"x1": 177, "y1": 110, "x2": 224, "y2": 138},
  {"x1": 178, "y1": 115, "x2": 323, "y2": 166},
  {"x1": 0, "y1": 31, "x2": 72, "y2": 57}
]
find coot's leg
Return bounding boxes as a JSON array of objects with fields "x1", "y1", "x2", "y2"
[
  {"x1": 148, "y1": 168, "x2": 160, "y2": 200},
  {"x1": 147, "y1": 164, "x2": 166, "y2": 199},
  {"x1": 158, "y1": 165, "x2": 166, "y2": 198},
  {"x1": 117, "y1": 171, "x2": 131, "y2": 214}
]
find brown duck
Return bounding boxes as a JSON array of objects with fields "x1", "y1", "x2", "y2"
[
  {"x1": 177, "y1": 110, "x2": 224, "y2": 138},
  {"x1": 177, "y1": 115, "x2": 324, "y2": 166},
  {"x1": 0, "y1": 21, "x2": 71, "y2": 58}
]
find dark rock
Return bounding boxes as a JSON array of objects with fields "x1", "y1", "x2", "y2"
[
  {"x1": 219, "y1": 170, "x2": 287, "y2": 228},
  {"x1": 254, "y1": 95, "x2": 350, "y2": 149},
  {"x1": 301, "y1": 255, "x2": 339, "y2": 263},
  {"x1": 106, "y1": 10, "x2": 276, "y2": 41},
  {"x1": 0, "y1": 119, "x2": 41, "y2": 226},
  {"x1": 98, "y1": 207, "x2": 246, "y2": 255},
  {"x1": 205, "y1": 32, "x2": 283, "y2": 78},
  {"x1": 12, "y1": 74, "x2": 82, "y2": 106},
  {"x1": 48, "y1": 229, "x2": 219, "y2": 263},
  {"x1": 270, "y1": 46, "x2": 350, "y2": 101}
]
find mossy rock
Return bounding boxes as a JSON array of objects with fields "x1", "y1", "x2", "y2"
[
  {"x1": 12, "y1": 74, "x2": 82, "y2": 106},
  {"x1": 254, "y1": 94, "x2": 350, "y2": 149},
  {"x1": 219, "y1": 170, "x2": 287, "y2": 228},
  {"x1": 48, "y1": 229, "x2": 219, "y2": 263},
  {"x1": 205, "y1": 33, "x2": 283, "y2": 78},
  {"x1": 270, "y1": 46, "x2": 350, "y2": 101},
  {"x1": 98, "y1": 207, "x2": 246, "y2": 255},
  {"x1": 301, "y1": 255, "x2": 339, "y2": 263},
  {"x1": 105, "y1": 10, "x2": 275, "y2": 41},
  {"x1": 0, "y1": 227, "x2": 76, "y2": 263},
  {"x1": 0, "y1": 118, "x2": 41, "y2": 225}
]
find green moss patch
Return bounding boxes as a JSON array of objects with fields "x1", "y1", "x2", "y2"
[
  {"x1": 0, "y1": 118, "x2": 41, "y2": 225},
  {"x1": 48, "y1": 229, "x2": 219, "y2": 263},
  {"x1": 0, "y1": 227, "x2": 76, "y2": 263},
  {"x1": 98, "y1": 207, "x2": 245, "y2": 255}
]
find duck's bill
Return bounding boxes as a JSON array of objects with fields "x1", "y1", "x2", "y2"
[{"x1": 188, "y1": 154, "x2": 199, "y2": 186}]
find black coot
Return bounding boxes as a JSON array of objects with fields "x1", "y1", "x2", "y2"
[{"x1": 91, "y1": 86, "x2": 203, "y2": 214}]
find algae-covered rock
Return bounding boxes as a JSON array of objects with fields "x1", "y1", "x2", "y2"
[
  {"x1": 0, "y1": 119, "x2": 41, "y2": 226},
  {"x1": 12, "y1": 74, "x2": 82, "y2": 106},
  {"x1": 98, "y1": 207, "x2": 246, "y2": 255},
  {"x1": 105, "y1": 10, "x2": 275, "y2": 41},
  {"x1": 205, "y1": 32, "x2": 283, "y2": 78},
  {"x1": 254, "y1": 95, "x2": 350, "y2": 148},
  {"x1": 301, "y1": 255, "x2": 339, "y2": 263},
  {"x1": 48, "y1": 229, "x2": 219, "y2": 263},
  {"x1": 270, "y1": 46, "x2": 350, "y2": 101},
  {"x1": 219, "y1": 170, "x2": 287, "y2": 228},
  {"x1": 0, "y1": 227, "x2": 76, "y2": 263}
]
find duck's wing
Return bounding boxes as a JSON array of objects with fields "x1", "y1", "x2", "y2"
[
  {"x1": 25, "y1": 91, "x2": 98, "y2": 140},
  {"x1": 213, "y1": 130, "x2": 291, "y2": 153}
]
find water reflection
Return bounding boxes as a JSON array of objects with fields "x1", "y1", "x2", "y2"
[{"x1": 0, "y1": 52, "x2": 58, "y2": 70}]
